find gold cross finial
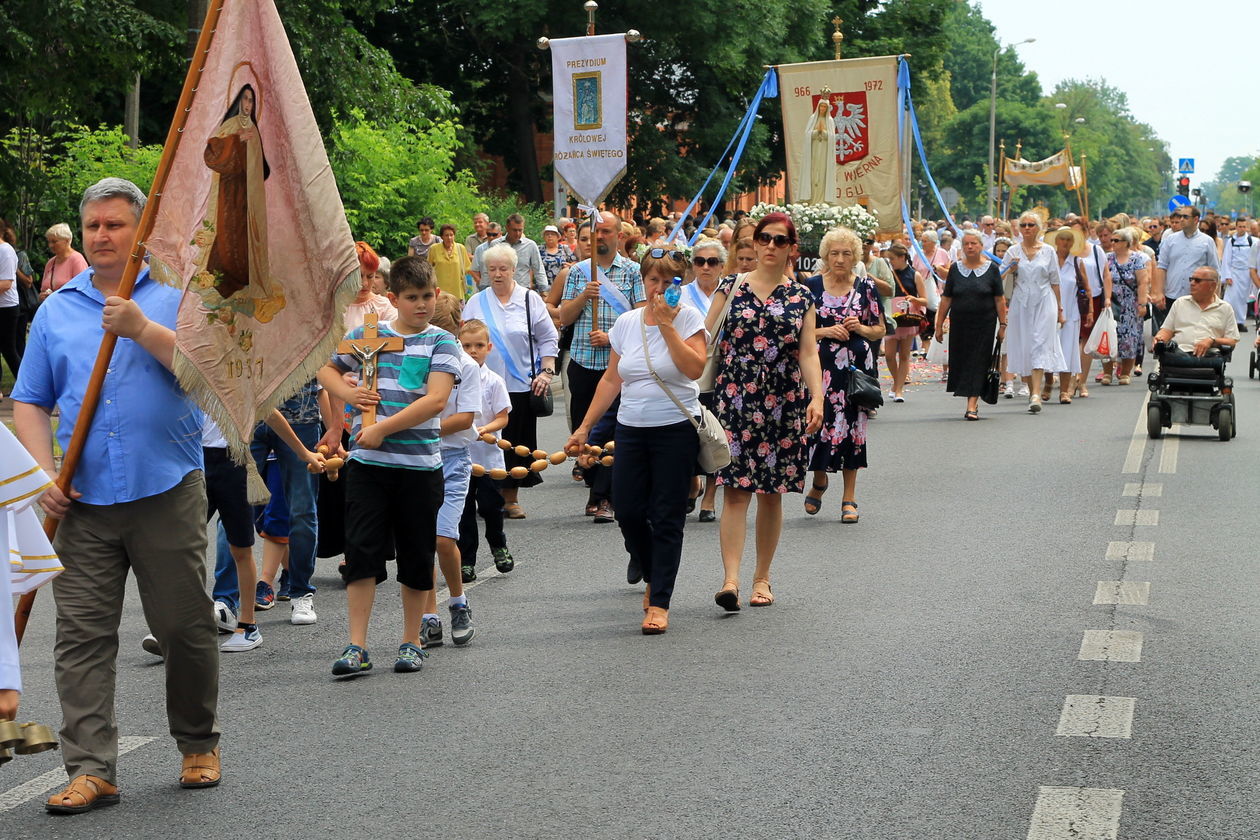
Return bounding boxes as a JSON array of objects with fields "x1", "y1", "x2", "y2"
[{"x1": 831, "y1": 17, "x2": 844, "y2": 60}]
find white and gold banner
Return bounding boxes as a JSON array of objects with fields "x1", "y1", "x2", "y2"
[
  {"x1": 549, "y1": 34, "x2": 628, "y2": 205},
  {"x1": 777, "y1": 56, "x2": 902, "y2": 232},
  {"x1": 1003, "y1": 151, "x2": 1071, "y2": 187}
]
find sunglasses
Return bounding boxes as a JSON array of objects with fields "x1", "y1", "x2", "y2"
[
  {"x1": 755, "y1": 232, "x2": 795, "y2": 247},
  {"x1": 692, "y1": 256, "x2": 722, "y2": 267},
  {"x1": 1173, "y1": 214, "x2": 1192, "y2": 220},
  {"x1": 1189, "y1": 277, "x2": 1214, "y2": 284},
  {"x1": 647, "y1": 248, "x2": 687, "y2": 263},
  {"x1": 1018, "y1": 222, "x2": 1038, "y2": 228}
]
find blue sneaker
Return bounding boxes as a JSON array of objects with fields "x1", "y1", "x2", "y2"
[
  {"x1": 331, "y1": 644, "x2": 371, "y2": 678},
  {"x1": 420, "y1": 616, "x2": 443, "y2": 648},
  {"x1": 450, "y1": 603, "x2": 474, "y2": 646},
  {"x1": 393, "y1": 642, "x2": 428, "y2": 673},
  {"x1": 255, "y1": 581, "x2": 275, "y2": 611}
]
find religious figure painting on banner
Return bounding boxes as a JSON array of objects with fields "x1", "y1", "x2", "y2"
[{"x1": 574, "y1": 72, "x2": 602, "y2": 130}]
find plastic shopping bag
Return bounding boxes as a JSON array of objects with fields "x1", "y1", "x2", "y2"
[
  {"x1": 1084, "y1": 307, "x2": 1117, "y2": 360},
  {"x1": 925, "y1": 329, "x2": 949, "y2": 365}
]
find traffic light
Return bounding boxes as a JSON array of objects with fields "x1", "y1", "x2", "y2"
[{"x1": 1177, "y1": 177, "x2": 1191, "y2": 196}]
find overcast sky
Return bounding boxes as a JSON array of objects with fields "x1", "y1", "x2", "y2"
[{"x1": 976, "y1": 0, "x2": 1255, "y2": 185}]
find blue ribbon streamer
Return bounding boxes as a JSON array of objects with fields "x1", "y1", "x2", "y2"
[{"x1": 476, "y1": 291, "x2": 529, "y2": 387}]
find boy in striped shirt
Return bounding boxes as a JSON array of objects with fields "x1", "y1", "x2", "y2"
[{"x1": 318, "y1": 257, "x2": 460, "y2": 678}]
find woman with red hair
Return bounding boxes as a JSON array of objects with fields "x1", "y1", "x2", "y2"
[
  {"x1": 343, "y1": 241, "x2": 396, "y2": 331},
  {"x1": 705, "y1": 212, "x2": 824, "y2": 609}
]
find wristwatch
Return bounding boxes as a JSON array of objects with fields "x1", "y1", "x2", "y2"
[{"x1": 540, "y1": 367, "x2": 556, "y2": 375}]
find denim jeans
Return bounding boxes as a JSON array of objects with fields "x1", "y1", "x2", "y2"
[{"x1": 206, "y1": 423, "x2": 315, "y2": 607}]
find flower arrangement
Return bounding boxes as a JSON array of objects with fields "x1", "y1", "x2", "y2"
[{"x1": 748, "y1": 201, "x2": 878, "y2": 242}]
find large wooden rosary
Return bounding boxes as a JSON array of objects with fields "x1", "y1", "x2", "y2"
[{"x1": 470, "y1": 433, "x2": 615, "y2": 480}]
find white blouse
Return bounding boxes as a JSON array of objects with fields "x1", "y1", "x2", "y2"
[{"x1": 461, "y1": 284, "x2": 559, "y2": 393}]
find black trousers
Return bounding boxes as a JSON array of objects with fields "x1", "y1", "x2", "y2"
[
  {"x1": 567, "y1": 359, "x2": 612, "y2": 504},
  {"x1": 0, "y1": 306, "x2": 21, "y2": 381},
  {"x1": 458, "y1": 474, "x2": 507, "y2": 567},
  {"x1": 612, "y1": 420, "x2": 699, "y2": 609}
]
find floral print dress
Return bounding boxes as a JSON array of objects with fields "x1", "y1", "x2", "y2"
[
  {"x1": 1107, "y1": 250, "x2": 1148, "y2": 359},
  {"x1": 713, "y1": 274, "x2": 814, "y2": 494},
  {"x1": 808, "y1": 277, "x2": 882, "y2": 472}
]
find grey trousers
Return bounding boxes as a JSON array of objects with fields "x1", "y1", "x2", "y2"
[{"x1": 52, "y1": 470, "x2": 219, "y2": 783}]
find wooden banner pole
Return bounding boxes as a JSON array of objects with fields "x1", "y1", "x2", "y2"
[{"x1": 14, "y1": 0, "x2": 226, "y2": 645}]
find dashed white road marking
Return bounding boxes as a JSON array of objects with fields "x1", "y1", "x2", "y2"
[
  {"x1": 1055, "y1": 695, "x2": 1137, "y2": 739},
  {"x1": 1121, "y1": 394, "x2": 1150, "y2": 474},
  {"x1": 1122, "y1": 482, "x2": 1161, "y2": 497},
  {"x1": 1078, "y1": 630, "x2": 1143, "y2": 663},
  {"x1": 1114, "y1": 509, "x2": 1159, "y2": 526},
  {"x1": 1027, "y1": 785, "x2": 1125, "y2": 839},
  {"x1": 1093, "y1": 581, "x2": 1151, "y2": 605},
  {"x1": 1105, "y1": 541, "x2": 1154, "y2": 562},
  {"x1": 0, "y1": 735, "x2": 155, "y2": 812},
  {"x1": 1158, "y1": 427, "x2": 1180, "y2": 473}
]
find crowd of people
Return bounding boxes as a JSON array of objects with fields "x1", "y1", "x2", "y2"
[{"x1": 0, "y1": 177, "x2": 1251, "y2": 814}]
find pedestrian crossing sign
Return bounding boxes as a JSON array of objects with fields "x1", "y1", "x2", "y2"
[{"x1": 1178, "y1": 158, "x2": 1194, "y2": 174}]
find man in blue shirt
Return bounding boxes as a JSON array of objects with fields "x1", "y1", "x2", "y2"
[{"x1": 12, "y1": 178, "x2": 222, "y2": 812}]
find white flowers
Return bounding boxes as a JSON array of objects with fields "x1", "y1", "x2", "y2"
[{"x1": 749, "y1": 201, "x2": 878, "y2": 241}]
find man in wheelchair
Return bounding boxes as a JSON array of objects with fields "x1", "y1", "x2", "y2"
[{"x1": 1151, "y1": 267, "x2": 1239, "y2": 375}]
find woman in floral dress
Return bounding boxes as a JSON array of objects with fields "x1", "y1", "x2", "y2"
[
  {"x1": 1105, "y1": 227, "x2": 1150, "y2": 383},
  {"x1": 708, "y1": 212, "x2": 824, "y2": 610},
  {"x1": 803, "y1": 227, "x2": 885, "y2": 523}
]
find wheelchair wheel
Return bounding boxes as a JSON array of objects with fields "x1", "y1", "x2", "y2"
[
  {"x1": 1250, "y1": 350, "x2": 1258, "y2": 379},
  {"x1": 1218, "y1": 406, "x2": 1233, "y2": 441},
  {"x1": 1228, "y1": 392, "x2": 1238, "y2": 438},
  {"x1": 1147, "y1": 403, "x2": 1164, "y2": 439}
]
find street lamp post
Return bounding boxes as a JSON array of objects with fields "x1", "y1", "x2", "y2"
[{"x1": 988, "y1": 37, "x2": 1035, "y2": 216}]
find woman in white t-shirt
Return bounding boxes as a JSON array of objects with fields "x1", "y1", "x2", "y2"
[{"x1": 567, "y1": 247, "x2": 708, "y2": 635}]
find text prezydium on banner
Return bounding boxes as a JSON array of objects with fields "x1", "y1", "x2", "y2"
[
  {"x1": 777, "y1": 56, "x2": 901, "y2": 232},
  {"x1": 549, "y1": 33, "x2": 628, "y2": 205}
]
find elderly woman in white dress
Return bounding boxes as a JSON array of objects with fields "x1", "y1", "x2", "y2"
[
  {"x1": 686, "y1": 238, "x2": 725, "y2": 520},
  {"x1": 1001, "y1": 212, "x2": 1066, "y2": 414},
  {"x1": 461, "y1": 243, "x2": 558, "y2": 519},
  {"x1": 1042, "y1": 227, "x2": 1092, "y2": 404}
]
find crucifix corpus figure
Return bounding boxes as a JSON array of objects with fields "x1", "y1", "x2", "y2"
[{"x1": 336, "y1": 313, "x2": 403, "y2": 427}]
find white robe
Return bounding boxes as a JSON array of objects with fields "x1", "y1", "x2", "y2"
[
  {"x1": 1003, "y1": 244, "x2": 1067, "y2": 376},
  {"x1": 1055, "y1": 255, "x2": 1083, "y2": 374},
  {"x1": 798, "y1": 105, "x2": 837, "y2": 205},
  {"x1": 1221, "y1": 234, "x2": 1253, "y2": 324},
  {"x1": 1, "y1": 425, "x2": 63, "y2": 693}
]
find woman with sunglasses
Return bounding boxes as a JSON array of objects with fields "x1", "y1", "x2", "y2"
[
  {"x1": 803, "y1": 226, "x2": 885, "y2": 519},
  {"x1": 688, "y1": 239, "x2": 726, "y2": 522},
  {"x1": 566, "y1": 247, "x2": 708, "y2": 634},
  {"x1": 707, "y1": 212, "x2": 824, "y2": 609},
  {"x1": 1002, "y1": 212, "x2": 1065, "y2": 413}
]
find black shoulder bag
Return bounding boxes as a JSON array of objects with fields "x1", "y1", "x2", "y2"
[{"x1": 525, "y1": 291, "x2": 554, "y2": 417}]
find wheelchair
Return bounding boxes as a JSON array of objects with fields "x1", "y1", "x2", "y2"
[{"x1": 1146, "y1": 341, "x2": 1236, "y2": 441}]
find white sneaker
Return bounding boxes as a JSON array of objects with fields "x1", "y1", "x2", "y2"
[
  {"x1": 290, "y1": 593, "x2": 317, "y2": 625},
  {"x1": 221, "y1": 625, "x2": 262, "y2": 652},
  {"x1": 213, "y1": 600, "x2": 237, "y2": 634},
  {"x1": 141, "y1": 634, "x2": 163, "y2": 657},
  {"x1": 1016, "y1": 383, "x2": 1030, "y2": 397}
]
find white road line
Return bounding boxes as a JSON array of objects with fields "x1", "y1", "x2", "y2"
[
  {"x1": 1105, "y1": 541, "x2": 1155, "y2": 562},
  {"x1": 1114, "y1": 509, "x2": 1159, "y2": 526},
  {"x1": 1122, "y1": 482, "x2": 1162, "y2": 497},
  {"x1": 1121, "y1": 393, "x2": 1150, "y2": 474},
  {"x1": 1027, "y1": 785, "x2": 1125, "y2": 839},
  {"x1": 436, "y1": 559, "x2": 512, "y2": 602},
  {"x1": 1055, "y1": 695, "x2": 1137, "y2": 739},
  {"x1": 1158, "y1": 426, "x2": 1180, "y2": 473},
  {"x1": 0, "y1": 735, "x2": 155, "y2": 812},
  {"x1": 1093, "y1": 581, "x2": 1151, "y2": 605},
  {"x1": 1078, "y1": 630, "x2": 1143, "y2": 663}
]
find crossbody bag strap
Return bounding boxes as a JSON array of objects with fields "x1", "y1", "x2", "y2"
[
  {"x1": 640, "y1": 313, "x2": 700, "y2": 431},
  {"x1": 707, "y1": 273, "x2": 746, "y2": 353},
  {"x1": 525, "y1": 289, "x2": 537, "y2": 377}
]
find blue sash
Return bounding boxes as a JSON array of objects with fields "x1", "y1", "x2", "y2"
[
  {"x1": 682, "y1": 281, "x2": 711, "y2": 314},
  {"x1": 477, "y1": 291, "x2": 528, "y2": 388},
  {"x1": 573, "y1": 262, "x2": 632, "y2": 317}
]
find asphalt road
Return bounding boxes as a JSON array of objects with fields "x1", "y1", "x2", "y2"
[{"x1": 4, "y1": 356, "x2": 1259, "y2": 839}]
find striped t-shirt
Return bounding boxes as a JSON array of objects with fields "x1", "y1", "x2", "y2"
[{"x1": 331, "y1": 322, "x2": 461, "y2": 471}]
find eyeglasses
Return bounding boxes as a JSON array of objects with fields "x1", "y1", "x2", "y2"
[
  {"x1": 646, "y1": 248, "x2": 687, "y2": 263},
  {"x1": 755, "y1": 232, "x2": 795, "y2": 247},
  {"x1": 692, "y1": 256, "x2": 722, "y2": 267},
  {"x1": 1018, "y1": 222, "x2": 1038, "y2": 228}
]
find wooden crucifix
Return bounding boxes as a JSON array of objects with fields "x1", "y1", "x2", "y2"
[{"x1": 338, "y1": 312, "x2": 403, "y2": 427}]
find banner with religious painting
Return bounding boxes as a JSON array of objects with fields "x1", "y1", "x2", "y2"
[
  {"x1": 145, "y1": 0, "x2": 358, "y2": 461},
  {"x1": 777, "y1": 56, "x2": 902, "y2": 233},
  {"x1": 549, "y1": 34, "x2": 629, "y2": 205},
  {"x1": 1003, "y1": 151, "x2": 1072, "y2": 187}
]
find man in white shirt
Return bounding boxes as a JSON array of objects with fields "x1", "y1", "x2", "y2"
[
  {"x1": 1153, "y1": 206, "x2": 1219, "y2": 329},
  {"x1": 978, "y1": 216, "x2": 997, "y2": 252},
  {"x1": 1221, "y1": 216, "x2": 1254, "y2": 331},
  {"x1": 0, "y1": 237, "x2": 21, "y2": 380}
]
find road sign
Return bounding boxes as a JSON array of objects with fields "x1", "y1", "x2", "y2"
[
  {"x1": 1167, "y1": 194, "x2": 1191, "y2": 213},
  {"x1": 1178, "y1": 158, "x2": 1195, "y2": 174}
]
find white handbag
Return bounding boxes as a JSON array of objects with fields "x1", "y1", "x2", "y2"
[{"x1": 640, "y1": 314, "x2": 732, "y2": 473}]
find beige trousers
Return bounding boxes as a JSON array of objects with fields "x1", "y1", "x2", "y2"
[{"x1": 51, "y1": 470, "x2": 219, "y2": 783}]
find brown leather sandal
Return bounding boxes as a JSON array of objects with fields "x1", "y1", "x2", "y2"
[
  {"x1": 714, "y1": 584, "x2": 740, "y2": 612},
  {"x1": 641, "y1": 606, "x2": 669, "y2": 635},
  {"x1": 45, "y1": 774, "x2": 120, "y2": 814},
  {"x1": 179, "y1": 747, "x2": 222, "y2": 789},
  {"x1": 750, "y1": 579, "x2": 774, "y2": 607}
]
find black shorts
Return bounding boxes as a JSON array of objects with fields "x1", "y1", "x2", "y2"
[
  {"x1": 343, "y1": 460, "x2": 442, "y2": 590},
  {"x1": 204, "y1": 447, "x2": 255, "y2": 548}
]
